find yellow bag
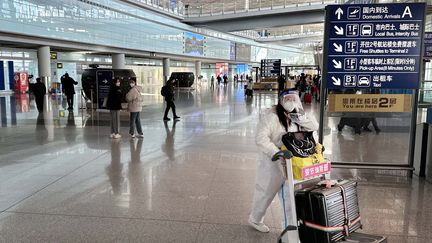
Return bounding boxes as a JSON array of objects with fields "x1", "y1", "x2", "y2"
[{"x1": 281, "y1": 143, "x2": 325, "y2": 180}]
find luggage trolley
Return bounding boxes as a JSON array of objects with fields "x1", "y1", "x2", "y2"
[
  {"x1": 277, "y1": 157, "x2": 387, "y2": 243},
  {"x1": 277, "y1": 156, "x2": 331, "y2": 243}
]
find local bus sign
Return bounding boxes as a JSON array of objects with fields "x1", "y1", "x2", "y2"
[{"x1": 324, "y1": 3, "x2": 425, "y2": 89}]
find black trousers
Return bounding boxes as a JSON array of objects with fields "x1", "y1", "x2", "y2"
[
  {"x1": 35, "y1": 96, "x2": 44, "y2": 112},
  {"x1": 164, "y1": 100, "x2": 177, "y2": 118},
  {"x1": 66, "y1": 94, "x2": 74, "y2": 108}
]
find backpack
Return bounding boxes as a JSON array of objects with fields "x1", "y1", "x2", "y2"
[{"x1": 160, "y1": 85, "x2": 167, "y2": 97}]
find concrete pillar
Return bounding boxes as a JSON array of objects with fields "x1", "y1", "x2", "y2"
[
  {"x1": 112, "y1": 53, "x2": 125, "y2": 69},
  {"x1": 37, "y1": 46, "x2": 51, "y2": 92},
  {"x1": 163, "y1": 58, "x2": 170, "y2": 83},
  {"x1": 195, "y1": 60, "x2": 201, "y2": 80}
]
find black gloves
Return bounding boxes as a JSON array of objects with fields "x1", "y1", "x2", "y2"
[{"x1": 271, "y1": 150, "x2": 293, "y2": 161}]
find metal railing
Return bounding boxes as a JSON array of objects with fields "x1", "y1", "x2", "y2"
[
  {"x1": 127, "y1": 0, "x2": 185, "y2": 16},
  {"x1": 184, "y1": 0, "x2": 342, "y2": 18}
]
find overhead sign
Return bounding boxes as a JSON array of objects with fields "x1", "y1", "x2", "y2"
[
  {"x1": 424, "y1": 32, "x2": 432, "y2": 59},
  {"x1": 328, "y1": 94, "x2": 412, "y2": 112},
  {"x1": 50, "y1": 52, "x2": 57, "y2": 60},
  {"x1": 260, "y1": 59, "x2": 281, "y2": 77},
  {"x1": 324, "y1": 3, "x2": 425, "y2": 89}
]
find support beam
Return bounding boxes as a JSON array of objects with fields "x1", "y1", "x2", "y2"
[
  {"x1": 37, "y1": 46, "x2": 51, "y2": 93},
  {"x1": 112, "y1": 53, "x2": 125, "y2": 69}
]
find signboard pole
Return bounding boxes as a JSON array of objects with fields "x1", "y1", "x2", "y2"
[
  {"x1": 408, "y1": 11, "x2": 426, "y2": 169},
  {"x1": 319, "y1": 7, "x2": 331, "y2": 144}
]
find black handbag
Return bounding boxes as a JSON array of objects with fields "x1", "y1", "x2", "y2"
[{"x1": 281, "y1": 131, "x2": 316, "y2": 158}]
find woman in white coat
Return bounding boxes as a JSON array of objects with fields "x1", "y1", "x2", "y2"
[
  {"x1": 249, "y1": 89, "x2": 318, "y2": 233},
  {"x1": 126, "y1": 79, "x2": 144, "y2": 138}
]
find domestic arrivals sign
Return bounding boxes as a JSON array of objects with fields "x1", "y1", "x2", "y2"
[
  {"x1": 324, "y1": 3, "x2": 425, "y2": 89},
  {"x1": 328, "y1": 94, "x2": 412, "y2": 112}
]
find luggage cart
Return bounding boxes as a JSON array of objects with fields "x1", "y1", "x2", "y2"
[
  {"x1": 277, "y1": 157, "x2": 331, "y2": 243},
  {"x1": 277, "y1": 157, "x2": 387, "y2": 243}
]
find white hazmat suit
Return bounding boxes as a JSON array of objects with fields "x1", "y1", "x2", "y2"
[{"x1": 249, "y1": 91, "x2": 318, "y2": 232}]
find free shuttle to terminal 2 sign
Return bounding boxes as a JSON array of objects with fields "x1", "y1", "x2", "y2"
[{"x1": 324, "y1": 3, "x2": 425, "y2": 89}]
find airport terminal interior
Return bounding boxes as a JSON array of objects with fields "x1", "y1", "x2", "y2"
[{"x1": 1, "y1": 0, "x2": 432, "y2": 242}]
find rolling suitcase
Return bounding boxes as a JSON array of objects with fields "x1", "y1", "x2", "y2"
[
  {"x1": 304, "y1": 92, "x2": 312, "y2": 104},
  {"x1": 296, "y1": 180, "x2": 362, "y2": 243}
]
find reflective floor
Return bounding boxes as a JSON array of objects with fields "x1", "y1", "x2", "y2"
[{"x1": 0, "y1": 82, "x2": 431, "y2": 242}]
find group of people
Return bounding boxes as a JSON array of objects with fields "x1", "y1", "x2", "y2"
[
  {"x1": 294, "y1": 73, "x2": 321, "y2": 102},
  {"x1": 28, "y1": 72, "x2": 78, "y2": 112},
  {"x1": 106, "y1": 78, "x2": 144, "y2": 139},
  {"x1": 106, "y1": 78, "x2": 180, "y2": 139}
]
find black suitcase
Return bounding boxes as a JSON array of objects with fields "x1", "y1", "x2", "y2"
[
  {"x1": 296, "y1": 180, "x2": 362, "y2": 243},
  {"x1": 339, "y1": 232, "x2": 387, "y2": 242}
]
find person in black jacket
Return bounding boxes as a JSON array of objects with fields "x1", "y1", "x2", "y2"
[
  {"x1": 163, "y1": 80, "x2": 180, "y2": 121},
  {"x1": 61, "y1": 73, "x2": 78, "y2": 110},
  {"x1": 106, "y1": 78, "x2": 123, "y2": 139},
  {"x1": 29, "y1": 78, "x2": 46, "y2": 112}
]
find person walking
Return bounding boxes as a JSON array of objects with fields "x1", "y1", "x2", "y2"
[
  {"x1": 249, "y1": 90, "x2": 318, "y2": 232},
  {"x1": 126, "y1": 79, "x2": 144, "y2": 139},
  {"x1": 61, "y1": 73, "x2": 78, "y2": 110},
  {"x1": 278, "y1": 74, "x2": 286, "y2": 93},
  {"x1": 29, "y1": 77, "x2": 46, "y2": 112},
  {"x1": 106, "y1": 78, "x2": 123, "y2": 139},
  {"x1": 210, "y1": 76, "x2": 215, "y2": 89},
  {"x1": 162, "y1": 80, "x2": 180, "y2": 121}
]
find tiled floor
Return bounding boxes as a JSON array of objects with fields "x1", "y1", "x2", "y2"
[{"x1": 0, "y1": 83, "x2": 431, "y2": 242}]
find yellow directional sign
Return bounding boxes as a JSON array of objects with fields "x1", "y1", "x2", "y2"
[{"x1": 328, "y1": 94, "x2": 412, "y2": 112}]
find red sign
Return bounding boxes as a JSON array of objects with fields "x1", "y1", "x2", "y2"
[
  {"x1": 301, "y1": 162, "x2": 331, "y2": 179},
  {"x1": 13, "y1": 72, "x2": 29, "y2": 93}
]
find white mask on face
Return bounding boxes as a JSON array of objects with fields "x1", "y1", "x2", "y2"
[
  {"x1": 282, "y1": 101, "x2": 296, "y2": 112},
  {"x1": 130, "y1": 83, "x2": 135, "y2": 87},
  {"x1": 116, "y1": 82, "x2": 120, "y2": 87}
]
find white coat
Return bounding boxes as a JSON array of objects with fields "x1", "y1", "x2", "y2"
[
  {"x1": 126, "y1": 86, "x2": 143, "y2": 112},
  {"x1": 250, "y1": 106, "x2": 318, "y2": 227}
]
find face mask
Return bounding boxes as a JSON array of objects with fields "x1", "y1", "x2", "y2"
[
  {"x1": 116, "y1": 82, "x2": 120, "y2": 87},
  {"x1": 282, "y1": 101, "x2": 296, "y2": 112},
  {"x1": 130, "y1": 83, "x2": 135, "y2": 87}
]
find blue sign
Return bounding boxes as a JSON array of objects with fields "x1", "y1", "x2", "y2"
[
  {"x1": 324, "y1": 3, "x2": 425, "y2": 89},
  {"x1": 424, "y1": 32, "x2": 432, "y2": 59},
  {"x1": 96, "y1": 70, "x2": 113, "y2": 109}
]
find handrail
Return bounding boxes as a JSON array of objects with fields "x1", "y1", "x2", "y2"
[{"x1": 123, "y1": 0, "x2": 185, "y2": 17}]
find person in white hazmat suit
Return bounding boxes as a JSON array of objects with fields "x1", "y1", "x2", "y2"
[{"x1": 249, "y1": 89, "x2": 319, "y2": 233}]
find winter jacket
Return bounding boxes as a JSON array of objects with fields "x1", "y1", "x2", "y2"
[
  {"x1": 106, "y1": 85, "x2": 122, "y2": 110},
  {"x1": 30, "y1": 82, "x2": 46, "y2": 99},
  {"x1": 255, "y1": 107, "x2": 318, "y2": 160},
  {"x1": 62, "y1": 76, "x2": 78, "y2": 95},
  {"x1": 126, "y1": 86, "x2": 143, "y2": 112},
  {"x1": 164, "y1": 83, "x2": 175, "y2": 102}
]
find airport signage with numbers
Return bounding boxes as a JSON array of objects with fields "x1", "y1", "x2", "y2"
[{"x1": 324, "y1": 3, "x2": 425, "y2": 89}]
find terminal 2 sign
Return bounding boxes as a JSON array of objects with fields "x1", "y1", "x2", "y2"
[{"x1": 324, "y1": 3, "x2": 425, "y2": 89}]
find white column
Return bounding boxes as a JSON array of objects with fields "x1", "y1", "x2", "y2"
[
  {"x1": 37, "y1": 46, "x2": 51, "y2": 92},
  {"x1": 112, "y1": 53, "x2": 125, "y2": 69},
  {"x1": 195, "y1": 60, "x2": 201, "y2": 80},
  {"x1": 163, "y1": 58, "x2": 170, "y2": 83}
]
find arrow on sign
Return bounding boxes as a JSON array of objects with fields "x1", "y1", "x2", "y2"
[
  {"x1": 332, "y1": 60, "x2": 342, "y2": 69},
  {"x1": 335, "y1": 7, "x2": 343, "y2": 20},
  {"x1": 334, "y1": 26, "x2": 344, "y2": 35},
  {"x1": 332, "y1": 76, "x2": 341, "y2": 86},
  {"x1": 333, "y1": 43, "x2": 343, "y2": 52}
]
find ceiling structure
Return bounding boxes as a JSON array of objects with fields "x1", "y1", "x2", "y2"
[{"x1": 181, "y1": 0, "x2": 329, "y2": 50}]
